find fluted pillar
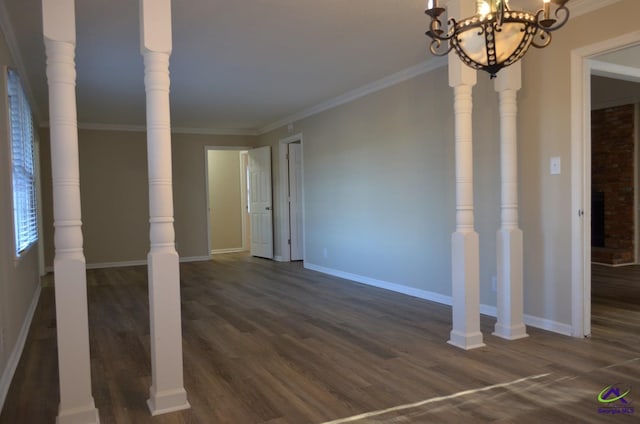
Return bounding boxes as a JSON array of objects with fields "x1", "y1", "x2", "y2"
[
  {"x1": 43, "y1": 0, "x2": 100, "y2": 423},
  {"x1": 447, "y1": 0, "x2": 485, "y2": 351},
  {"x1": 493, "y1": 62, "x2": 528, "y2": 340},
  {"x1": 139, "y1": 0, "x2": 190, "y2": 415}
]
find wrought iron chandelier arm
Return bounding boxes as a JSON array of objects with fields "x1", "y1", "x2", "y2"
[
  {"x1": 426, "y1": 17, "x2": 457, "y2": 42},
  {"x1": 428, "y1": 38, "x2": 454, "y2": 56},
  {"x1": 531, "y1": 29, "x2": 552, "y2": 49},
  {"x1": 536, "y1": 2, "x2": 570, "y2": 32}
]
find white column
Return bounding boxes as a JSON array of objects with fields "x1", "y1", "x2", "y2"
[
  {"x1": 447, "y1": 0, "x2": 485, "y2": 351},
  {"x1": 493, "y1": 62, "x2": 528, "y2": 340},
  {"x1": 140, "y1": 0, "x2": 190, "y2": 415},
  {"x1": 42, "y1": 1, "x2": 100, "y2": 423}
]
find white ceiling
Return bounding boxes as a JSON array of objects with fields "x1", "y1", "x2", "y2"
[{"x1": 0, "y1": 0, "x2": 614, "y2": 134}]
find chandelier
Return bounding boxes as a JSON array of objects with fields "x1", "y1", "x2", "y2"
[{"x1": 425, "y1": 0, "x2": 570, "y2": 78}]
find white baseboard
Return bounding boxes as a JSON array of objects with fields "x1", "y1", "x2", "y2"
[
  {"x1": 44, "y1": 255, "x2": 213, "y2": 273},
  {"x1": 478, "y1": 304, "x2": 572, "y2": 336},
  {"x1": 180, "y1": 255, "x2": 212, "y2": 263},
  {"x1": 86, "y1": 259, "x2": 147, "y2": 270},
  {"x1": 522, "y1": 314, "x2": 572, "y2": 336},
  {"x1": 210, "y1": 248, "x2": 245, "y2": 255},
  {"x1": 274, "y1": 256, "x2": 286, "y2": 262},
  {"x1": 304, "y1": 263, "x2": 573, "y2": 337},
  {"x1": 304, "y1": 263, "x2": 452, "y2": 307},
  {"x1": 591, "y1": 261, "x2": 637, "y2": 268},
  {"x1": 0, "y1": 283, "x2": 41, "y2": 413},
  {"x1": 480, "y1": 304, "x2": 498, "y2": 317}
]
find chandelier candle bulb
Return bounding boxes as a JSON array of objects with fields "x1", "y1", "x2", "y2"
[
  {"x1": 477, "y1": 1, "x2": 491, "y2": 17},
  {"x1": 543, "y1": 0, "x2": 550, "y2": 20}
]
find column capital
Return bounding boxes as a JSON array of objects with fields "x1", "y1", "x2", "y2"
[
  {"x1": 42, "y1": 0, "x2": 75, "y2": 44},
  {"x1": 140, "y1": 0, "x2": 172, "y2": 54},
  {"x1": 494, "y1": 61, "x2": 522, "y2": 92},
  {"x1": 448, "y1": 0, "x2": 477, "y2": 87}
]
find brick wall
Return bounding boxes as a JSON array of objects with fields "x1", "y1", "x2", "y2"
[{"x1": 591, "y1": 104, "x2": 636, "y2": 265}]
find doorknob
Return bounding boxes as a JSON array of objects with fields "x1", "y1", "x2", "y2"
[{"x1": 265, "y1": 206, "x2": 271, "y2": 210}]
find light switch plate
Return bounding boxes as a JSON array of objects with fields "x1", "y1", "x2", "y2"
[{"x1": 550, "y1": 156, "x2": 561, "y2": 175}]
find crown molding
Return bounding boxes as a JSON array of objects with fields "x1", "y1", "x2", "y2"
[
  {"x1": 9, "y1": 0, "x2": 623, "y2": 138},
  {"x1": 591, "y1": 96, "x2": 639, "y2": 111},
  {"x1": 258, "y1": 0, "x2": 624, "y2": 136},
  {"x1": 172, "y1": 126, "x2": 258, "y2": 136},
  {"x1": 434, "y1": 0, "x2": 621, "y2": 18},
  {"x1": 591, "y1": 60, "x2": 640, "y2": 83},
  {"x1": 570, "y1": 0, "x2": 623, "y2": 18},
  {"x1": 258, "y1": 56, "x2": 448, "y2": 135},
  {"x1": 39, "y1": 121, "x2": 258, "y2": 136},
  {"x1": 0, "y1": 0, "x2": 42, "y2": 125}
]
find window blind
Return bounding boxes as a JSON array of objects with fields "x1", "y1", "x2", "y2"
[{"x1": 7, "y1": 69, "x2": 38, "y2": 255}]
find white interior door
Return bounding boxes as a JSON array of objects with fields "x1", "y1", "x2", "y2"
[
  {"x1": 288, "y1": 143, "x2": 303, "y2": 261},
  {"x1": 249, "y1": 146, "x2": 273, "y2": 259}
]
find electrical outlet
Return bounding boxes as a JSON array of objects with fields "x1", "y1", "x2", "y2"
[{"x1": 491, "y1": 276, "x2": 497, "y2": 292}]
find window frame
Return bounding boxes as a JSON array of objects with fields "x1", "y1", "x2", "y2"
[{"x1": 7, "y1": 68, "x2": 38, "y2": 258}]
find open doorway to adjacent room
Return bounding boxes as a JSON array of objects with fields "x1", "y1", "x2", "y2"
[
  {"x1": 205, "y1": 147, "x2": 251, "y2": 255},
  {"x1": 588, "y1": 44, "x2": 640, "y2": 338}
]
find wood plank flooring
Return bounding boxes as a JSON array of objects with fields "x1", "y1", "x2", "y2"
[{"x1": 1, "y1": 255, "x2": 638, "y2": 423}]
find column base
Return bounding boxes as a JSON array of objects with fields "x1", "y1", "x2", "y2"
[
  {"x1": 147, "y1": 387, "x2": 190, "y2": 416},
  {"x1": 448, "y1": 330, "x2": 485, "y2": 350},
  {"x1": 450, "y1": 231, "x2": 484, "y2": 350},
  {"x1": 493, "y1": 323, "x2": 529, "y2": 341},
  {"x1": 57, "y1": 402, "x2": 100, "y2": 424}
]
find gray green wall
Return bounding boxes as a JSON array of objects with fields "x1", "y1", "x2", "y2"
[
  {"x1": 39, "y1": 129, "x2": 256, "y2": 266},
  {"x1": 257, "y1": 65, "x2": 501, "y2": 307},
  {"x1": 0, "y1": 27, "x2": 41, "y2": 409},
  {"x1": 257, "y1": 0, "x2": 640, "y2": 328}
]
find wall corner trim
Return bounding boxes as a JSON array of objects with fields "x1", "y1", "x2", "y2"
[{"x1": 0, "y1": 283, "x2": 42, "y2": 413}]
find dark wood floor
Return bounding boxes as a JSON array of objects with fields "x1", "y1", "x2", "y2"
[{"x1": 1, "y1": 255, "x2": 639, "y2": 423}]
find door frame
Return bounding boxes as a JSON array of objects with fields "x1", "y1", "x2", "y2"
[
  {"x1": 570, "y1": 31, "x2": 640, "y2": 338},
  {"x1": 204, "y1": 146, "x2": 251, "y2": 256},
  {"x1": 277, "y1": 133, "x2": 305, "y2": 262},
  {"x1": 239, "y1": 151, "x2": 250, "y2": 251}
]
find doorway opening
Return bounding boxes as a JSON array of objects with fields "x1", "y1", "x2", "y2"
[
  {"x1": 205, "y1": 147, "x2": 251, "y2": 256},
  {"x1": 590, "y1": 74, "x2": 639, "y2": 267},
  {"x1": 278, "y1": 134, "x2": 305, "y2": 262},
  {"x1": 589, "y1": 56, "x2": 640, "y2": 342},
  {"x1": 571, "y1": 34, "x2": 640, "y2": 338}
]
